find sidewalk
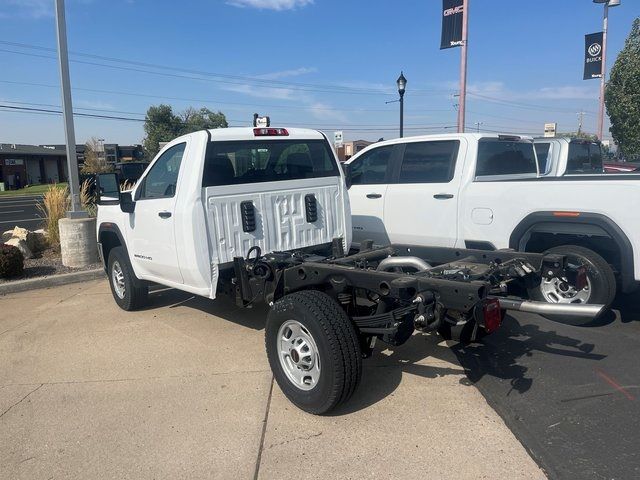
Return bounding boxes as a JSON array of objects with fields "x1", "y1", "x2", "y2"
[{"x1": 0, "y1": 281, "x2": 545, "y2": 479}]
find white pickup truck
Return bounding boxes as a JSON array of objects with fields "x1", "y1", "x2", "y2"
[
  {"x1": 533, "y1": 137, "x2": 604, "y2": 176},
  {"x1": 96, "y1": 127, "x2": 601, "y2": 414},
  {"x1": 345, "y1": 133, "x2": 640, "y2": 315}
]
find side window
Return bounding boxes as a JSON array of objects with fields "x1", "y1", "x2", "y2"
[
  {"x1": 349, "y1": 146, "x2": 394, "y2": 185},
  {"x1": 476, "y1": 140, "x2": 537, "y2": 177},
  {"x1": 398, "y1": 141, "x2": 459, "y2": 183},
  {"x1": 534, "y1": 143, "x2": 551, "y2": 174},
  {"x1": 140, "y1": 143, "x2": 186, "y2": 199}
]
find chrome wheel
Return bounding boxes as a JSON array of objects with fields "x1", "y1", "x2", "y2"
[
  {"x1": 277, "y1": 320, "x2": 321, "y2": 391},
  {"x1": 111, "y1": 260, "x2": 126, "y2": 299},
  {"x1": 540, "y1": 275, "x2": 592, "y2": 304}
]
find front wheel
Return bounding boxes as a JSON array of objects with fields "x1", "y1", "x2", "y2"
[
  {"x1": 528, "y1": 245, "x2": 616, "y2": 325},
  {"x1": 108, "y1": 246, "x2": 148, "y2": 311},
  {"x1": 265, "y1": 290, "x2": 362, "y2": 414}
]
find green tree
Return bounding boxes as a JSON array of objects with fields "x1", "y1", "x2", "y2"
[
  {"x1": 605, "y1": 17, "x2": 640, "y2": 157},
  {"x1": 80, "y1": 137, "x2": 113, "y2": 174},
  {"x1": 143, "y1": 105, "x2": 228, "y2": 159},
  {"x1": 142, "y1": 104, "x2": 182, "y2": 159}
]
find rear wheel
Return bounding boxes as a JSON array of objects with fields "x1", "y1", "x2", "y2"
[
  {"x1": 108, "y1": 246, "x2": 148, "y2": 311},
  {"x1": 528, "y1": 245, "x2": 616, "y2": 325},
  {"x1": 265, "y1": 290, "x2": 362, "y2": 414}
]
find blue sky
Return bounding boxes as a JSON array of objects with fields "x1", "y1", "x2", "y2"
[{"x1": 0, "y1": 0, "x2": 638, "y2": 145}]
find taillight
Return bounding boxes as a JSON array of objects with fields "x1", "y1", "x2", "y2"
[
  {"x1": 481, "y1": 298, "x2": 503, "y2": 333},
  {"x1": 253, "y1": 127, "x2": 289, "y2": 136}
]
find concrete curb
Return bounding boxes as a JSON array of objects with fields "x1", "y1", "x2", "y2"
[{"x1": 0, "y1": 268, "x2": 105, "y2": 295}]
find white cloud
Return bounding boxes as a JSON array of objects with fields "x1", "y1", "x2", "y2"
[
  {"x1": 307, "y1": 102, "x2": 347, "y2": 122},
  {"x1": 456, "y1": 80, "x2": 597, "y2": 102},
  {"x1": 257, "y1": 67, "x2": 317, "y2": 80},
  {"x1": 0, "y1": 0, "x2": 52, "y2": 18},
  {"x1": 226, "y1": 0, "x2": 313, "y2": 11}
]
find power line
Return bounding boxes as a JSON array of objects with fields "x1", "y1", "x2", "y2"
[
  {"x1": 468, "y1": 92, "x2": 598, "y2": 115},
  {"x1": 0, "y1": 39, "x2": 453, "y2": 97}
]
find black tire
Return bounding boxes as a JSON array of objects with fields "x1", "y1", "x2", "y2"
[
  {"x1": 265, "y1": 290, "x2": 362, "y2": 414},
  {"x1": 107, "y1": 246, "x2": 148, "y2": 311},
  {"x1": 528, "y1": 245, "x2": 616, "y2": 325}
]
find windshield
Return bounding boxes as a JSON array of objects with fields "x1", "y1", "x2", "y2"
[
  {"x1": 203, "y1": 139, "x2": 339, "y2": 187},
  {"x1": 567, "y1": 142, "x2": 603, "y2": 174},
  {"x1": 476, "y1": 139, "x2": 538, "y2": 177}
]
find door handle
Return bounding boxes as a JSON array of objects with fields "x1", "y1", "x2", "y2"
[
  {"x1": 433, "y1": 193, "x2": 454, "y2": 199},
  {"x1": 366, "y1": 193, "x2": 382, "y2": 199},
  {"x1": 158, "y1": 211, "x2": 172, "y2": 219}
]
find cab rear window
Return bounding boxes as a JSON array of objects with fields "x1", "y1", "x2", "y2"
[
  {"x1": 567, "y1": 142, "x2": 603, "y2": 174},
  {"x1": 475, "y1": 139, "x2": 538, "y2": 177},
  {"x1": 202, "y1": 139, "x2": 339, "y2": 187}
]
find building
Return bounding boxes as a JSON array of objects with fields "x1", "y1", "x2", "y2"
[
  {"x1": 0, "y1": 144, "x2": 67, "y2": 188},
  {"x1": 43, "y1": 143, "x2": 144, "y2": 168},
  {"x1": 336, "y1": 140, "x2": 374, "y2": 162}
]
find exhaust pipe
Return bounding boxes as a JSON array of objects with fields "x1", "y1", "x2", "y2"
[
  {"x1": 377, "y1": 256, "x2": 432, "y2": 272},
  {"x1": 493, "y1": 297, "x2": 605, "y2": 319}
]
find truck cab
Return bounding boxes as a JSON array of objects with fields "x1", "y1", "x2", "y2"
[{"x1": 97, "y1": 127, "x2": 351, "y2": 300}]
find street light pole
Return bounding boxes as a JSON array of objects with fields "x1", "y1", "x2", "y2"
[
  {"x1": 396, "y1": 72, "x2": 407, "y2": 138},
  {"x1": 594, "y1": 0, "x2": 620, "y2": 141},
  {"x1": 54, "y1": 0, "x2": 83, "y2": 216},
  {"x1": 457, "y1": 0, "x2": 469, "y2": 133}
]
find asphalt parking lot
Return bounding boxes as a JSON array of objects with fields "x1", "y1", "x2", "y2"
[
  {"x1": 0, "y1": 280, "x2": 543, "y2": 480},
  {"x1": 0, "y1": 194, "x2": 43, "y2": 231},
  {"x1": 455, "y1": 292, "x2": 640, "y2": 480}
]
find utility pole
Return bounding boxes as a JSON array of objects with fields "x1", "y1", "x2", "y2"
[
  {"x1": 54, "y1": 0, "x2": 83, "y2": 216},
  {"x1": 577, "y1": 111, "x2": 586, "y2": 134},
  {"x1": 474, "y1": 121, "x2": 483, "y2": 132},
  {"x1": 457, "y1": 0, "x2": 469, "y2": 133},
  {"x1": 593, "y1": 0, "x2": 620, "y2": 140}
]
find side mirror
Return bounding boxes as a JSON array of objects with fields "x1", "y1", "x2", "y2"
[
  {"x1": 120, "y1": 191, "x2": 136, "y2": 214},
  {"x1": 96, "y1": 173, "x2": 120, "y2": 204},
  {"x1": 96, "y1": 172, "x2": 136, "y2": 214},
  {"x1": 342, "y1": 163, "x2": 353, "y2": 189}
]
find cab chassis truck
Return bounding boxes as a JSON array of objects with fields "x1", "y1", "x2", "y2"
[{"x1": 96, "y1": 127, "x2": 602, "y2": 414}]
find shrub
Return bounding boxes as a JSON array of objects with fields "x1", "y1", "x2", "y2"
[
  {"x1": 0, "y1": 243, "x2": 24, "y2": 278},
  {"x1": 80, "y1": 178, "x2": 97, "y2": 217},
  {"x1": 38, "y1": 184, "x2": 70, "y2": 246}
]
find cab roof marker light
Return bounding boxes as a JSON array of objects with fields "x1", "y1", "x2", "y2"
[
  {"x1": 553, "y1": 211, "x2": 581, "y2": 217},
  {"x1": 253, "y1": 128, "x2": 289, "y2": 136}
]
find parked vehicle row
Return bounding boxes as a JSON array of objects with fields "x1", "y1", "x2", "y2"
[
  {"x1": 344, "y1": 133, "x2": 640, "y2": 320},
  {"x1": 95, "y1": 127, "x2": 600, "y2": 414}
]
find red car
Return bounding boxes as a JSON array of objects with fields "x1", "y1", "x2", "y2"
[{"x1": 603, "y1": 161, "x2": 640, "y2": 173}]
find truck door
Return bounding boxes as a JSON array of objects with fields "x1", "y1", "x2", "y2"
[
  {"x1": 383, "y1": 140, "x2": 462, "y2": 247},
  {"x1": 347, "y1": 145, "x2": 397, "y2": 247},
  {"x1": 128, "y1": 142, "x2": 186, "y2": 284}
]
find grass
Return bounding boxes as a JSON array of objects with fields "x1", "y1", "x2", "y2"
[{"x1": 0, "y1": 183, "x2": 69, "y2": 196}]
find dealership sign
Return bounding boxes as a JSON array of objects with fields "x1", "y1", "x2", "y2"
[
  {"x1": 584, "y1": 32, "x2": 604, "y2": 80},
  {"x1": 440, "y1": 0, "x2": 464, "y2": 49}
]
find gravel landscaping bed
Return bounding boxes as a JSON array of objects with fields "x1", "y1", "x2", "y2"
[{"x1": 0, "y1": 247, "x2": 101, "y2": 283}]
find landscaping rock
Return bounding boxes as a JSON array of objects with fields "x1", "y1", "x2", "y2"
[
  {"x1": 1, "y1": 230, "x2": 13, "y2": 243},
  {"x1": 8, "y1": 227, "x2": 48, "y2": 253},
  {"x1": 5, "y1": 237, "x2": 33, "y2": 259}
]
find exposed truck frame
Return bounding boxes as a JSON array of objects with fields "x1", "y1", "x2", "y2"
[{"x1": 95, "y1": 127, "x2": 603, "y2": 415}]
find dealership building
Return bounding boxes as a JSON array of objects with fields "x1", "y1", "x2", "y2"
[{"x1": 0, "y1": 143, "x2": 68, "y2": 189}]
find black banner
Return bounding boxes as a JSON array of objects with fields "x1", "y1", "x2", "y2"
[
  {"x1": 440, "y1": 0, "x2": 464, "y2": 49},
  {"x1": 584, "y1": 32, "x2": 604, "y2": 80}
]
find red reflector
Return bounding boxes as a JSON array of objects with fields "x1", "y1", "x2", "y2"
[
  {"x1": 253, "y1": 127, "x2": 289, "y2": 136},
  {"x1": 482, "y1": 298, "x2": 503, "y2": 333},
  {"x1": 553, "y1": 211, "x2": 580, "y2": 217}
]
